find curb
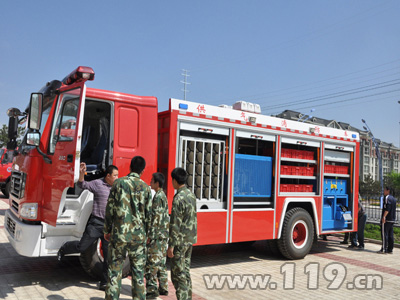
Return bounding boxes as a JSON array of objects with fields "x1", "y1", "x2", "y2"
[{"x1": 333, "y1": 233, "x2": 400, "y2": 248}]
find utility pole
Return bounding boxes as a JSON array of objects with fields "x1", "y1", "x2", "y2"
[{"x1": 181, "y1": 69, "x2": 190, "y2": 100}]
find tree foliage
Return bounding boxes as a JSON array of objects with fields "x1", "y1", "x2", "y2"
[
  {"x1": 359, "y1": 174, "x2": 381, "y2": 199},
  {"x1": 385, "y1": 171, "x2": 400, "y2": 197},
  {"x1": 0, "y1": 124, "x2": 25, "y2": 148}
]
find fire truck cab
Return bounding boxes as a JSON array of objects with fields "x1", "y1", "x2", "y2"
[{"x1": 4, "y1": 66, "x2": 359, "y2": 279}]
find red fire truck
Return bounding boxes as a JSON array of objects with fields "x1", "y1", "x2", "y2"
[
  {"x1": 4, "y1": 66, "x2": 359, "y2": 278},
  {"x1": 0, "y1": 148, "x2": 14, "y2": 198}
]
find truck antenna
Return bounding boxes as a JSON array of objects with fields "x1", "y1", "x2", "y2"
[{"x1": 181, "y1": 69, "x2": 191, "y2": 100}]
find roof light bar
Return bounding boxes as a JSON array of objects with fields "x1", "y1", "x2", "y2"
[{"x1": 62, "y1": 66, "x2": 95, "y2": 85}]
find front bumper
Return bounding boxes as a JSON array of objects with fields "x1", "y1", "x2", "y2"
[{"x1": 4, "y1": 209, "x2": 42, "y2": 257}]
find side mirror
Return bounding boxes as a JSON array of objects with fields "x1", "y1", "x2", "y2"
[
  {"x1": 29, "y1": 93, "x2": 43, "y2": 130},
  {"x1": 27, "y1": 132, "x2": 41, "y2": 147},
  {"x1": 7, "y1": 116, "x2": 19, "y2": 150}
]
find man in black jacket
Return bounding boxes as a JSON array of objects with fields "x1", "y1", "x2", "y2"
[{"x1": 378, "y1": 187, "x2": 397, "y2": 254}]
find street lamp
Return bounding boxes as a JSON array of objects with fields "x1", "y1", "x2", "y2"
[{"x1": 362, "y1": 119, "x2": 384, "y2": 205}]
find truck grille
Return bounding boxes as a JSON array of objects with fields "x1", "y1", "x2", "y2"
[
  {"x1": 10, "y1": 170, "x2": 26, "y2": 200},
  {"x1": 6, "y1": 214, "x2": 16, "y2": 238}
]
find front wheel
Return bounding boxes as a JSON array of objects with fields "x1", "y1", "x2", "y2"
[
  {"x1": 3, "y1": 180, "x2": 11, "y2": 198},
  {"x1": 277, "y1": 208, "x2": 314, "y2": 260},
  {"x1": 79, "y1": 239, "x2": 130, "y2": 280}
]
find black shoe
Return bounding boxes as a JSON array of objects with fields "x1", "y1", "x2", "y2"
[
  {"x1": 99, "y1": 282, "x2": 107, "y2": 291},
  {"x1": 386, "y1": 251, "x2": 393, "y2": 254},
  {"x1": 57, "y1": 248, "x2": 65, "y2": 261},
  {"x1": 348, "y1": 244, "x2": 356, "y2": 248},
  {"x1": 159, "y1": 289, "x2": 168, "y2": 296},
  {"x1": 376, "y1": 250, "x2": 385, "y2": 254},
  {"x1": 340, "y1": 240, "x2": 349, "y2": 244},
  {"x1": 357, "y1": 245, "x2": 364, "y2": 250}
]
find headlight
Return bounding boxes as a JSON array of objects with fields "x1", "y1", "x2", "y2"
[{"x1": 20, "y1": 203, "x2": 38, "y2": 219}]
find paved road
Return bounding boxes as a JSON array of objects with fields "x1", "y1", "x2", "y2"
[{"x1": 1, "y1": 195, "x2": 400, "y2": 299}]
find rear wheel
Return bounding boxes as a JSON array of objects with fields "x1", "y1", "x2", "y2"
[
  {"x1": 79, "y1": 239, "x2": 130, "y2": 280},
  {"x1": 266, "y1": 239, "x2": 281, "y2": 257},
  {"x1": 278, "y1": 207, "x2": 314, "y2": 260}
]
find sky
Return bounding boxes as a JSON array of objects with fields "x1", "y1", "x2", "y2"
[{"x1": 1, "y1": 1, "x2": 400, "y2": 146}]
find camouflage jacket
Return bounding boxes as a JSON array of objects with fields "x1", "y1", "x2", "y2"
[
  {"x1": 169, "y1": 186, "x2": 197, "y2": 247},
  {"x1": 104, "y1": 172, "x2": 152, "y2": 244},
  {"x1": 148, "y1": 188, "x2": 170, "y2": 240}
]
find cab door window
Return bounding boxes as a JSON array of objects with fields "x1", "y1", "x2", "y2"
[{"x1": 49, "y1": 89, "x2": 81, "y2": 154}]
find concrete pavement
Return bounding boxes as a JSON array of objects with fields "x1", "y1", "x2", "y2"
[{"x1": 1, "y1": 195, "x2": 400, "y2": 299}]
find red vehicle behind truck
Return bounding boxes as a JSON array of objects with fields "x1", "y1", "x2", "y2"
[
  {"x1": 0, "y1": 148, "x2": 14, "y2": 198},
  {"x1": 4, "y1": 66, "x2": 360, "y2": 279}
]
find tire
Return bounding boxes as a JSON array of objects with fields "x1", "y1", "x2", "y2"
[
  {"x1": 3, "y1": 180, "x2": 10, "y2": 198},
  {"x1": 266, "y1": 239, "x2": 281, "y2": 257},
  {"x1": 79, "y1": 239, "x2": 130, "y2": 280},
  {"x1": 277, "y1": 207, "x2": 314, "y2": 260}
]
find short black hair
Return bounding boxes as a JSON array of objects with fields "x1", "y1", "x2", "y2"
[
  {"x1": 385, "y1": 186, "x2": 392, "y2": 193},
  {"x1": 106, "y1": 165, "x2": 118, "y2": 176},
  {"x1": 152, "y1": 172, "x2": 165, "y2": 188},
  {"x1": 130, "y1": 156, "x2": 146, "y2": 174},
  {"x1": 171, "y1": 167, "x2": 188, "y2": 185}
]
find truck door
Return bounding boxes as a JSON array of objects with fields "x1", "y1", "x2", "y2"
[{"x1": 41, "y1": 83, "x2": 86, "y2": 226}]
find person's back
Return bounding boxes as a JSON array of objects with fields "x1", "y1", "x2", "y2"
[
  {"x1": 104, "y1": 156, "x2": 152, "y2": 300},
  {"x1": 104, "y1": 173, "x2": 151, "y2": 244},
  {"x1": 168, "y1": 167, "x2": 197, "y2": 300},
  {"x1": 170, "y1": 185, "x2": 197, "y2": 246}
]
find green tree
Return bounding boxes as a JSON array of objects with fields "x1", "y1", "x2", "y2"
[
  {"x1": 0, "y1": 124, "x2": 25, "y2": 148},
  {"x1": 385, "y1": 171, "x2": 400, "y2": 197},
  {"x1": 359, "y1": 174, "x2": 381, "y2": 199}
]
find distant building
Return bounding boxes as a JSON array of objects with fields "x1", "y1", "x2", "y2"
[{"x1": 275, "y1": 110, "x2": 400, "y2": 182}]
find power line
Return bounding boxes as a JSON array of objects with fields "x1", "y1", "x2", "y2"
[
  {"x1": 262, "y1": 79, "x2": 400, "y2": 110},
  {"x1": 268, "y1": 89, "x2": 400, "y2": 115},
  {"x1": 216, "y1": 58, "x2": 400, "y2": 105}
]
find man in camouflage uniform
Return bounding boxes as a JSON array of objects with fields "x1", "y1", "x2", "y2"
[
  {"x1": 145, "y1": 172, "x2": 170, "y2": 299},
  {"x1": 167, "y1": 167, "x2": 197, "y2": 300},
  {"x1": 104, "y1": 156, "x2": 152, "y2": 300}
]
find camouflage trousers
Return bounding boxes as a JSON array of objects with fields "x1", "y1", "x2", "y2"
[
  {"x1": 105, "y1": 241, "x2": 146, "y2": 300},
  {"x1": 171, "y1": 244, "x2": 193, "y2": 300},
  {"x1": 145, "y1": 238, "x2": 168, "y2": 296}
]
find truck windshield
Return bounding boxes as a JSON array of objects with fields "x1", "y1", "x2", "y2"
[{"x1": 0, "y1": 149, "x2": 4, "y2": 159}]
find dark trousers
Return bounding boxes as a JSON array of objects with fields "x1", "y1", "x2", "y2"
[
  {"x1": 61, "y1": 215, "x2": 109, "y2": 284},
  {"x1": 350, "y1": 214, "x2": 367, "y2": 247},
  {"x1": 383, "y1": 222, "x2": 394, "y2": 253}
]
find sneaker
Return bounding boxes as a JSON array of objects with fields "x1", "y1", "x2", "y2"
[
  {"x1": 57, "y1": 248, "x2": 65, "y2": 261},
  {"x1": 340, "y1": 240, "x2": 349, "y2": 244},
  {"x1": 376, "y1": 250, "x2": 385, "y2": 254},
  {"x1": 159, "y1": 289, "x2": 169, "y2": 296}
]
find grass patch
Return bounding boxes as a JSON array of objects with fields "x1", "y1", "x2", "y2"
[{"x1": 364, "y1": 223, "x2": 400, "y2": 244}]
